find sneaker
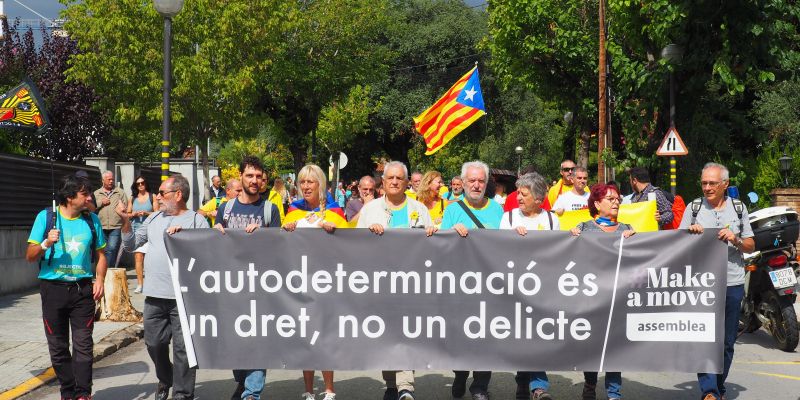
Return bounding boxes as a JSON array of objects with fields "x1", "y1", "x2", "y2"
[
  {"x1": 134, "y1": 285, "x2": 143, "y2": 293},
  {"x1": 581, "y1": 383, "x2": 596, "y2": 400},
  {"x1": 471, "y1": 392, "x2": 490, "y2": 400},
  {"x1": 531, "y1": 388, "x2": 552, "y2": 400},
  {"x1": 155, "y1": 383, "x2": 170, "y2": 400},
  {"x1": 383, "y1": 388, "x2": 399, "y2": 400},
  {"x1": 702, "y1": 394, "x2": 719, "y2": 400},
  {"x1": 451, "y1": 376, "x2": 467, "y2": 398},
  {"x1": 301, "y1": 392, "x2": 315, "y2": 400},
  {"x1": 321, "y1": 392, "x2": 336, "y2": 400},
  {"x1": 244, "y1": 396, "x2": 256, "y2": 400},
  {"x1": 398, "y1": 389, "x2": 415, "y2": 400},
  {"x1": 231, "y1": 382, "x2": 245, "y2": 400}
]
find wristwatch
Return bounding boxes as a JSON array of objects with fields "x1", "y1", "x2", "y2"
[{"x1": 41, "y1": 241, "x2": 50, "y2": 250}]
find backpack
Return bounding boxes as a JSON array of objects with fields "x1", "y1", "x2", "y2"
[
  {"x1": 689, "y1": 197, "x2": 744, "y2": 233},
  {"x1": 41, "y1": 208, "x2": 98, "y2": 267},
  {"x1": 221, "y1": 198, "x2": 274, "y2": 228},
  {"x1": 663, "y1": 194, "x2": 686, "y2": 230}
]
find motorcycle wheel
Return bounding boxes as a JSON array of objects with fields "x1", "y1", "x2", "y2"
[
  {"x1": 765, "y1": 291, "x2": 799, "y2": 352},
  {"x1": 738, "y1": 298, "x2": 761, "y2": 335}
]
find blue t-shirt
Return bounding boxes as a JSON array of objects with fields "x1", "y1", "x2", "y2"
[
  {"x1": 220, "y1": 197, "x2": 281, "y2": 229},
  {"x1": 28, "y1": 209, "x2": 106, "y2": 281},
  {"x1": 443, "y1": 190, "x2": 464, "y2": 202},
  {"x1": 441, "y1": 199, "x2": 503, "y2": 230},
  {"x1": 388, "y1": 202, "x2": 410, "y2": 228}
]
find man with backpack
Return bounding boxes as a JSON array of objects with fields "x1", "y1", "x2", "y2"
[
  {"x1": 629, "y1": 167, "x2": 674, "y2": 229},
  {"x1": 679, "y1": 162, "x2": 755, "y2": 400},
  {"x1": 214, "y1": 156, "x2": 280, "y2": 400},
  {"x1": 25, "y1": 174, "x2": 108, "y2": 400},
  {"x1": 118, "y1": 175, "x2": 209, "y2": 400}
]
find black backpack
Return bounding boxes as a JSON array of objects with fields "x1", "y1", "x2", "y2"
[{"x1": 40, "y1": 208, "x2": 98, "y2": 267}]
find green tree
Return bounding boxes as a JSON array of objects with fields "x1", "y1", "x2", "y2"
[
  {"x1": 61, "y1": 0, "x2": 287, "y2": 192},
  {"x1": 257, "y1": 0, "x2": 393, "y2": 174}
]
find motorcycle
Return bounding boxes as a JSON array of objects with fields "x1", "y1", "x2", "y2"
[{"x1": 739, "y1": 205, "x2": 800, "y2": 352}]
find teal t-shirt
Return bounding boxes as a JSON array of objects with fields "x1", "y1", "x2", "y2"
[
  {"x1": 28, "y1": 209, "x2": 106, "y2": 281},
  {"x1": 388, "y1": 202, "x2": 410, "y2": 228},
  {"x1": 441, "y1": 199, "x2": 503, "y2": 229}
]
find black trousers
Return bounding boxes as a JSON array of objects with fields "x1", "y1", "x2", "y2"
[
  {"x1": 40, "y1": 279, "x2": 95, "y2": 398},
  {"x1": 453, "y1": 370, "x2": 492, "y2": 394},
  {"x1": 144, "y1": 297, "x2": 196, "y2": 400}
]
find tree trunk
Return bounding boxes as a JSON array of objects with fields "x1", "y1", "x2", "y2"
[
  {"x1": 577, "y1": 124, "x2": 591, "y2": 170},
  {"x1": 96, "y1": 268, "x2": 142, "y2": 322},
  {"x1": 199, "y1": 128, "x2": 210, "y2": 202}
]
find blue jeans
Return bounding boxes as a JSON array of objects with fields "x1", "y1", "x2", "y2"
[
  {"x1": 103, "y1": 229, "x2": 121, "y2": 266},
  {"x1": 698, "y1": 284, "x2": 744, "y2": 399},
  {"x1": 584, "y1": 371, "x2": 621, "y2": 398},
  {"x1": 233, "y1": 369, "x2": 266, "y2": 399},
  {"x1": 529, "y1": 371, "x2": 549, "y2": 391}
]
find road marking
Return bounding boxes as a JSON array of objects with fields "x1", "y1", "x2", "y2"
[
  {"x1": 0, "y1": 367, "x2": 56, "y2": 400},
  {"x1": 734, "y1": 368, "x2": 800, "y2": 381}
]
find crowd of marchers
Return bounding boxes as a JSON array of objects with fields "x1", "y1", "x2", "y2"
[{"x1": 26, "y1": 154, "x2": 751, "y2": 400}]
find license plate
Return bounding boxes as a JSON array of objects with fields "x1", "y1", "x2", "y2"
[{"x1": 769, "y1": 267, "x2": 798, "y2": 289}]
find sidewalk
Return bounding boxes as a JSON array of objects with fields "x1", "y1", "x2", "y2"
[{"x1": 0, "y1": 271, "x2": 144, "y2": 399}]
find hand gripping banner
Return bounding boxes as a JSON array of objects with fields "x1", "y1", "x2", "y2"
[{"x1": 164, "y1": 229, "x2": 727, "y2": 373}]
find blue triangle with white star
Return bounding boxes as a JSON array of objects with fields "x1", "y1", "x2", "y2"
[{"x1": 456, "y1": 68, "x2": 485, "y2": 111}]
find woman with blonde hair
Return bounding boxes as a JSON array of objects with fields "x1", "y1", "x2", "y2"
[
  {"x1": 416, "y1": 171, "x2": 448, "y2": 226},
  {"x1": 281, "y1": 164, "x2": 347, "y2": 400}
]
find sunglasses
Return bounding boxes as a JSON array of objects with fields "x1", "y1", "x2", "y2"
[
  {"x1": 136, "y1": 181, "x2": 146, "y2": 185},
  {"x1": 158, "y1": 189, "x2": 178, "y2": 196},
  {"x1": 561, "y1": 167, "x2": 575, "y2": 172}
]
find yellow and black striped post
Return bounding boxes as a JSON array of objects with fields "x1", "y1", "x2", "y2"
[
  {"x1": 160, "y1": 15, "x2": 174, "y2": 182},
  {"x1": 161, "y1": 141, "x2": 170, "y2": 181},
  {"x1": 670, "y1": 157, "x2": 677, "y2": 195}
]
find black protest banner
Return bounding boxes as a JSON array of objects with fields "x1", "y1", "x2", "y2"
[{"x1": 164, "y1": 229, "x2": 727, "y2": 373}]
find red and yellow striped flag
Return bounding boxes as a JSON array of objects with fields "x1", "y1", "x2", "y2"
[{"x1": 413, "y1": 66, "x2": 486, "y2": 155}]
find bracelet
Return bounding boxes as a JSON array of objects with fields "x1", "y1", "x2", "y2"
[{"x1": 41, "y1": 241, "x2": 50, "y2": 250}]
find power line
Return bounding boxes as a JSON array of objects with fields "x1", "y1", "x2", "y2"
[{"x1": 389, "y1": 52, "x2": 488, "y2": 73}]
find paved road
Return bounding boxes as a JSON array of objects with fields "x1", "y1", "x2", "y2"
[{"x1": 19, "y1": 311, "x2": 800, "y2": 400}]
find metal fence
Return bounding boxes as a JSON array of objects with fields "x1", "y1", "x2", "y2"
[{"x1": 0, "y1": 153, "x2": 101, "y2": 226}]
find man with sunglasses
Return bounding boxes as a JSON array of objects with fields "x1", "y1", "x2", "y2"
[
  {"x1": 117, "y1": 175, "x2": 209, "y2": 400},
  {"x1": 543, "y1": 160, "x2": 586, "y2": 211}
]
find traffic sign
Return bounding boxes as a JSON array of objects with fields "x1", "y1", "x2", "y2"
[
  {"x1": 656, "y1": 126, "x2": 688, "y2": 156},
  {"x1": 328, "y1": 152, "x2": 348, "y2": 169}
]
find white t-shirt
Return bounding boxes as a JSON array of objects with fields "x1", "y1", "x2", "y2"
[
  {"x1": 552, "y1": 191, "x2": 589, "y2": 211},
  {"x1": 493, "y1": 194, "x2": 506, "y2": 205},
  {"x1": 499, "y1": 209, "x2": 560, "y2": 231}
]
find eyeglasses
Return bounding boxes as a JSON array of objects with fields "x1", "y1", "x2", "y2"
[
  {"x1": 603, "y1": 196, "x2": 621, "y2": 203},
  {"x1": 561, "y1": 167, "x2": 575, "y2": 172},
  {"x1": 136, "y1": 181, "x2": 145, "y2": 185},
  {"x1": 158, "y1": 189, "x2": 178, "y2": 196},
  {"x1": 701, "y1": 181, "x2": 723, "y2": 187}
]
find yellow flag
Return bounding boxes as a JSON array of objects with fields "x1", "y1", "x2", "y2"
[{"x1": 557, "y1": 201, "x2": 659, "y2": 232}]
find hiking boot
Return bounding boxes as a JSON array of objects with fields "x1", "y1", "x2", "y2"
[
  {"x1": 451, "y1": 375, "x2": 467, "y2": 398},
  {"x1": 384, "y1": 388, "x2": 399, "y2": 400},
  {"x1": 155, "y1": 383, "x2": 170, "y2": 400},
  {"x1": 581, "y1": 382, "x2": 596, "y2": 400},
  {"x1": 398, "y1": 389, "x2": 415, "y2": 400},
  {"x1": 471, "y1": 392, "x2": 490, "y2": 400},
  {"x1": 531, "y1": 388, "x2": 552, "y2": 400}
]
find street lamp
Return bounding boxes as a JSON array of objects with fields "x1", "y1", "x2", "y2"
[
  {"x1": 153, "y1": 0, "x2": 184, "y2": 181},
  {"x1": 779, "y1": 152, "x2": 793, "y2": 187},
  {"x1": 515, "y1": 146, "x2": 523, "y2": 176},
  {"x1": 661, "y1": 44, "x2": 684, "y2": 196}
]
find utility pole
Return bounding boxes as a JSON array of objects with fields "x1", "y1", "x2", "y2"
[{"x1": 597, "y1": 0, "x2": 607, "y2": 183}]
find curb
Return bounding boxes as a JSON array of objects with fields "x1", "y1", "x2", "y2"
[{"x1": 0, "y1": 323, "x2": 143, "y2": 400}]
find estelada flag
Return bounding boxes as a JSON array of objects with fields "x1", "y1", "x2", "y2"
[
  {"x1": 413, "y1": 66, "x2": 485, "y2": 155},
  {"x1": 0, "y1": 79, "x2": 50, "y2": 130}
]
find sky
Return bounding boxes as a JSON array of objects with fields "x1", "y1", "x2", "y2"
[{"x1": 2, "y1": 0, "x2": 65, "y2": 24}]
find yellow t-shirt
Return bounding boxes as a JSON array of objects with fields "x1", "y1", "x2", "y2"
[
  {"x1": 266, "y1": 190, "x2": 286, "y2": 224},
  {"x1": 199, "y1": 197, "x2": 228, "y2": 226}
]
